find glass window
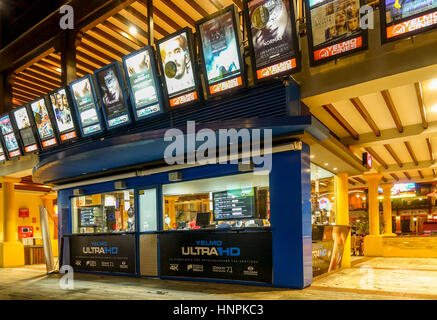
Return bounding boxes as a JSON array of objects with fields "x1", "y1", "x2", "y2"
[
  {"x1": 162, "y1": 172, "x2": 270, "y2": 231},
  {"x1": 139, "y1": 188, "x2": 157, "y2": 232},
  {"x1": 72, "y1": 190, "x2": 135, "y2": 234}
]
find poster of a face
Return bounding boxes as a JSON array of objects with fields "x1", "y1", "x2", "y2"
[
  {"x1": 158, "y1": 33, "x2": 196, "y2": 96},
  {"x1": 385, "y1": 0, "x2": 437, "y2": 24},
  {"x1": 0, "y1": 115, "x2": 13, "y2": 135},
  {"x1": 72, "y1": 78, "x2": 100, "y2": 128},
  {"x1": 14, "y1": 108, "x2": 31, "y2": 130},
  {"x1": 198, "y1": 11, "x2": 241, "y2": 84},
  {"x1": 96, "y1": 66, "x2": 128, "y2": 119},
  {"x1": 310, "y1": 0, "x2": 361, "y2": 47},
  {"x1": 248, "y1": 0, "x2": 296, "y2": 68},
  {"x1": 125, "y1": 50, "x2": 159, "y2": 110},
  {"x1": 49, "y1": 89, "x2": 75, "y2": 133},
  {"x1": 31, "y1": 99, "x2": 55, "y2": 140},
  {"x1": 4, "y1": 133, "x2": 18, "y2": 151}
]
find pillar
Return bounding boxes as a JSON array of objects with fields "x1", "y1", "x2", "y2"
[
  {"x1": 41, "y1": 193, "x2": 58, "y2": 257},
  {"x1": 334, "y1": 173, "x2": 351, "y2": 268},
  {"x1": 58, "y1": 31, "x2": 83, "y2": 86},
  {"x1": 0, "y1": 177, "x2": 25, "y2": 267},
  {"x1": 381, "y1": 184, "x2": 396, "y2": 236},
  {"x1": 395, "y1": 215, "x2": 401, "y2": 233},
  {"x1": 0, "y1": 72, "x2": 15, "y2": 114},
  {"x1": 363, "y1": 173, "x2": 383, "y2": 256}
]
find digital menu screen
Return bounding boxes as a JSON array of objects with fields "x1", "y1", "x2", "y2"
[
  {"x1": 0, "y1": 114, "x2": 21, "y2": 158},
  {"x1": 246, "y1": 0, "x2": 300, "y2": 80},
  {"x1": 305, "y1": 0, "x2": 368, "y2": 65},
  {"x1": 197, "y1": 5, "x2": 245, "y2": 96},
  {"x1": 123, "y1": 47, "x2": 164, "y2": 120},
  {"x1": 378, "y1": 183, "x2": 416, "y2": 196},
  {"x1": 213, "y1": 188, "x2": 255, "y2": 220},
  {"x1": 48, "y1": 88, "x2": 78, "y2": 142},
  {"x1": 157, "y1": 29, "x2": 200, "y2": 108},
  {"x1": 30, "y1": 98, "x2": 58, "y2": 149},
  {"x1": 70, "y1": 76, "x2": 104, "y2": 136},
  {"x1": 95, "y1": 63, "x2": 131, "y2": 128},
  {"x1": 12, "y1": 107, "x2": 39, "y2": 153},
  {"x1": 381, "y1": 0, "x2": 437, "y2": 42}
]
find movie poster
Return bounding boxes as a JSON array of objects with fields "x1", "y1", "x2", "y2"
[
  {"x1": 4, "y1": 133, "x2": 19, "y2": 152},
  {"x1": 96, "y1": 65, "x2": 129, "y2": 126},
  {"x1": 385, "y1": 0, "x2": 437, "y2": 24},
  {"x1": 0, "y1": 115, "x2": 13, "y2": 135},
  {"x1": 248, "y1": 0, "x2": 297, "y2": 69},
  {"x1": 71, "y1": 78, "x2": 100, "y2": 130},
  {"x1": 310, "y1": 0, "x2": 361, "y2": 47},
  {"x1": 198, "y1": 11, "x2": 241, "y2": 86},
  {"x1": 49, "y1": 89, "x2": 75, "y2": 134},
  {"x1": 124, "y1": 50, "x2": 161, "y2": 118},
  {"x1": 30, "y1": 99, "x2": 55, "y2": 141},
  {"x1": 13, "y1": 108, "x2": 31, "y2": 130},
  {"x1": 158, "y1": 32, "x2": 196, "y2": 97}
]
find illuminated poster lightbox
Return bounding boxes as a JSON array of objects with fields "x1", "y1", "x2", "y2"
[
  {"x1": 156, "y1": 28, "x2": 201, "y2": 108},
  {"x1": 245, "y1": 0, "x2": 300, "y2": 81},
  {"x1": 30, "y1": 98, "x2": 58, "y2": 149},
  {"x1": 123, "y1": 46, "x2": 164, "y2": 120},
  {"x1": 0, "y1": 114, "x2": 22, "y2": 158},
  {"x1": 196, "y1": 5, "x2": 245, "y2": 96},
  {"x1": 94, "y1": 62, "x2": 132, "y2": 129},
  {"x1": 0, "y1": 142, "x2": 6, "y2": 161},
  {"x1": 12, "y1": 106, "x2": 39, "y2": 153},
  {"x1": 305, "y1": 0, "x2": 368, "y2": 65},
  {"x1": 70, "y1": 75, "x2": 105, "y2": 137},
  {"x1": 381, "y1": 0, "x2": 437, "y2": 42},
  {"x1": 48, "y1": 88, "x2": 79, "y2": 143}
]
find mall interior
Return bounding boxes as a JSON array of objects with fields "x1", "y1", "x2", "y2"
[{"x1": 0, "y1": 0, "x2": 436, "y2": 289}]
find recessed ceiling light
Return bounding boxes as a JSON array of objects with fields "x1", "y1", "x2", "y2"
[
  {"x1": 56, "y1": 68, "x2": 61, "y2": 73},
  {"x1": 333, "y1": 168, "x2": 337, "y2": 171},
  {"x1": 324, "y1": 163, "x2": 329, "y2": 166},
  {"x1": 310, "y1": 155, "x2": 315, "y2": 159},
  {"x1": 129, "y1": 26, "x2": 137, "y2": 35},
  {"x1": 430, "y1": 79, "x2": 437, "y2": 90}
]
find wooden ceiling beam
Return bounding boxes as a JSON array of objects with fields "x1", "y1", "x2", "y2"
[
  {"x1": 322, "y1": 104, "x2": 359, "y2": 140},
  {"x1": 185, "y1": 0, "x2": 209, "y2": 17},
  {"x1": 13, "y1": 79, "x2": 50, "y2": 96},
  {"x1": 33, "y1": 61, "x2": 62, "y2": 78},
  {"x1": 353, "y1": 177, "x2": 366, "y2": 184},
  {"x1": 114, "y1": 10, "x2": 163, "y2": 40},
  {"x1": 350, "y1": 97, "x2": 380, "y2": 137},
  {"x1": 13, "y1": 84, "x2": 43, "y2": 97},
  {"x1": 415, "y1": 82, "x2": 428, "y2": 129},
  {"x1": 21, "y1": 69, "x2": 61, "y2": 88},
  {"x1": 230, "y1": 0, "x2": 243, "y2": 10},
  {"x1": 390, "y1": 173, "x2": 399, "y2": 181},
  {"x1": 153, "y1": 6, "x2": 183, "y2": 32},
  {"x1": 82, "y1": 33, "x2": 126, "y2": 59},
  {"x1": 348, "y1": 179, "x2": 356, "y2": 186},
  {"x1": 78, "y1": 43, "x2": 116, "y2": 64},
  {"x1": 418, "y1": 170, "x2": 424, "y2": 179},
  {"x1": 364, "y1": 146, "x2": 388, "y2": 169},
  {"x1": 404, "y1": 141, "x2": 418, "y2": 166},
  {"x1": 381, "y1": 90, "x2": 403, "y2": 133},
  {"x1": 44, "y1": 55, "x2": 95, "y2": 76},
  {"x1": 102, "y1": 19, "x2": 146, "y2": 47},
  {"x1": 381, "y1": 176, "x2": 388, "y2": 183},
  {"x1": 383, "y1": 144, "x2": 403, "y2": 168},
  {"x1": 13, "y1": 88, "x2": 39, "y2": 101},
  {"x1": 427, "y1": 138, "x2": 435, "y2": 164},
  {"x1": 433, "y1": 169, "x2": 436, "y2": 178},
  {"x1": 403, "y1": 172, "x2": 411, "y2": 180},
  {"x1": 26, "y1": 65, "x2": 61, "y2": 83},
  {"x1": 15, "y1": 74, "x2": 56, "y2": 92},
  {"x1": 90, "y1": 26, "x2": 138, "y2": 53},
  {"x1": 77, "y1": 51, "x2": 107, "y2": 69},
  {"x1": 158, "y1": 0, "x2": 196, "y2": 27},
  {"x1": 13, "y1": 92, "x2": 36, "y2": 103}
]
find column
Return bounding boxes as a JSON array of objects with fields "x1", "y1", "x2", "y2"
[
  {"x1": 363, "y1": 173, "x2": 383, "y2": 256},
  {"x1": 41, "y1": 193, "x2": 58, "y2": 258},
  {"x1": 0, "y1": 177, "x2": 25, "y2": 267},
  {"x1": 334, "y1": 173, "x2": 351, "y2": 268},
  {"x1": 59, "y1": 31, "x2": 83, "y2": 86},
  {"x1": 0, "y1": 72, "x2": 15, "y2": 114},
  {"x1": 381, "y1": 184, "x2": 396, "y2": 236}
]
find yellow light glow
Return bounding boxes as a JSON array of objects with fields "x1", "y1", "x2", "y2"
[
  {"x1": 356, "y1": 194, "x2": 360, "y2": 198},
  {"x1": 430, "y1": 78, "x2": 437, "y2": 90},
  {"x1": 129, "y1": 27, "x2": 137, "y2": 35},
  {"x1": 413, "y1": 217, "x2": 417, "y2": 221},
  {"x1": 396, "y1": 216, "x2": 400, "y2": 220},
  {"x1": 378, "y1": 194, "x2": 416, "y2": 199},
  {"x1": 431, "y1": 104, "x2": 437, "y2": 113}
]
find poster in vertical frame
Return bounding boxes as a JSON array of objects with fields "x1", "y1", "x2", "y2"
[
  {"x1": 48, "y1": 87, "x2": 79, "y2": 143},
  {"x1": 29, "y1": 97, "x2": 59, "y2": 149},
  {"x1": 0, "y1": 114, "x2": 22, "y2": 158},
  {"x1": 12, "y1": 106, "x2": 40, "y2": 153}
]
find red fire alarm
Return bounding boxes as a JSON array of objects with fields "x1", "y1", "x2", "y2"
[
  {"x1": 18, "y1": 226, "x2": 33, "y2": 238},
  {"x1": 18, "y1": 208, "x2": 29, "y2": 218}
]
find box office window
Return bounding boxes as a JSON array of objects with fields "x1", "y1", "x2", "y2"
[
  {"x1": 139, "y1": 188, "x2": 158, "y2": 232},
  {"x1": 162, "y1": 172, "x2": 270, "y2": 230},
  {"x1": 72, "y1": 190, "x2": 135, "y2": 234}
]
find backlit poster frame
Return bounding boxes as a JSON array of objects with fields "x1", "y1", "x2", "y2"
[
  {"x1": 0, "y1": 138, "x2": 7, "y2": 161},
  {"x1": 156, "y1": 28, "x2": 202, "y2": 108},
  {"x1": 122, "y1": 46, "x2": 165, "y2": 121},
  {"x1": 69, "y1": 74, "x2": 105, "y2": 137},
  {"x1": 11, "y1": 105, "x2": 40, "y2": 154},
  {"x1": 0, "y1": 113, "x2": 23, "y2": 159},
  {"x1": 29, "y1": 97, "x2": 59, "y2": 149},
  {"x1": 244, "y1": 0, "x2": 301, "y2": 82},
  {"x1": 94, "y1": 61, "x2": 133, "y2": 130},
  {"x1": 380, "y1": 0, "x2": 437, "y2": 43},
  {"x1": 196, "y1": 4, "x2": 246, "y2": 98},
  {"x1": 305, "y1": 0, "x2": 369, "y2": 66},
  {"x1": 48, "y1": 87, "x2": 80, "y2": 143}
]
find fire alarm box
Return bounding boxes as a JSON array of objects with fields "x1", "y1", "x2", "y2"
[
  {"x1": 19, "y1": 208, "x2": 29, "y2": 218},
  {"x1": 18, "y1": 226, "x2": 33, "y2": 238}
]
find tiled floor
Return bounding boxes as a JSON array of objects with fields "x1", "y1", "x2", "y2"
[{"x1": 2, "y1": 257, "x2": 437, "y2": 300}]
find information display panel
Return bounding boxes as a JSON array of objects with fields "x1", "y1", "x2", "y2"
[
  {"x1": 70, "y1": 75, "x2": 105, "y2": 137},
  {"x1": 380, "y1": 0, "x2": 437, "y2": 42},
  {"x1": 12, "y1": 105, "x2": 40, "y2": 153},
  {"x1": 94, "y1": 62, "x2": 132, "y2": 129},
  {"x1": 196, "y1": 5, "x2": 246, "y2": 97},
  {"x1": 213, "y1": 188, "x2": 256, "y2": 220},
  {"x1": 156, "y1": 28, "x2": 202, "y2": 108},
  {"x1": 0, "y1": 114, "x2": 22, "y2": 158},
  {"x1": 305, "y1": 0, "x2": 368, "y2": 65},
  {"x1": 29, "y1": 97, "x2": 59, "y2": 149},
  {"x1": 244, "y1": 0, "x2": 300, "y2": 81},
  {"x1": 123, "y1": 46, "x2": 165, "y2": 120},
  {"x1": 48, "y1": 87, "x2": 79, "y2": 143}
]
